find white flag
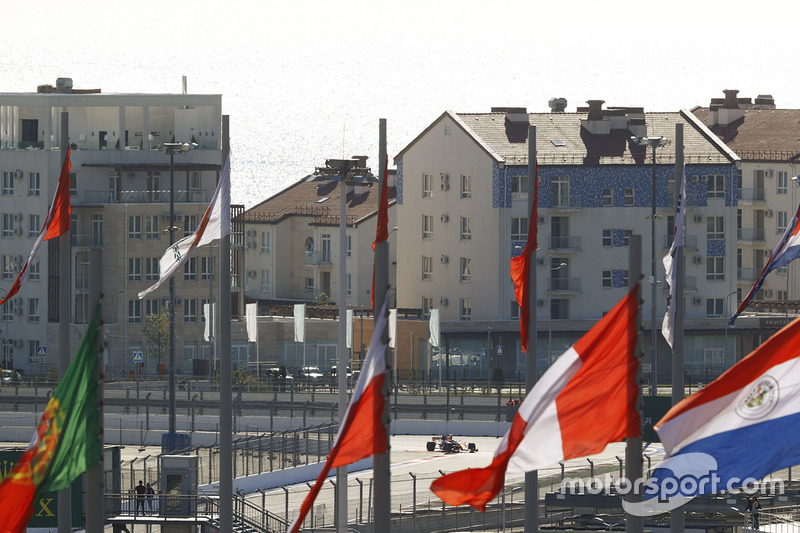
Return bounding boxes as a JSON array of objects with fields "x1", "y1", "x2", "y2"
[
  {"x1": 389, "y1": 308, "x2": 397, "y2": 348},
  {"x1": 246, "y1": 303, "x2": 258, "y2": 343},
  {"x1": 662, "y1": 169, "x2": 686, "y2": 348},
  {"x1": 429, "y1": 308, "x2": 440, "y2": 348},
  {"x1": 138, "y1": 155, "x2": 231, "y2": 299},
  {"x1": 346, "y1": 309, "x2": 353, "y2": 349},
  {"x1": 203, "y1": 302, "x2": 216, "y2": 342},
  {"x1": 294, "y1": 303, "x2": 306, "y2": 343}
]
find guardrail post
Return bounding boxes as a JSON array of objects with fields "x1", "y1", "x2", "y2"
[
  {"x1": 410, "y1": 472, "x2": 417, "y2": 533},
  {"x1": 616, "y1": 455, "x2": 624, "y2": 479},
  {"x1": 283, "y1": 486, "x2": 289, "y2": 525},
  {"x1": 356, "y1": 477, "x2": 364, "y2": 523}
]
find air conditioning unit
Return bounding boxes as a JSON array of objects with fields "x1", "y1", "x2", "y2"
[
  {"x1": 13, "y1": 256, "x2": 23, "y2": 264},
  {"x1": 13, "y1": 297, "x2": 22, "y2": 305},
  {"x1": 13, "y1": 307, "x2": 22, "y2": 316},
  {"x1": 440, "y1": 297, "x2": 449, "y2": 306},
  {"x1": 14, "y1": 339, "x2": 23, "y2": 347},
  {"x1": 175, "y1": 214, "x2": 184, "y2": 222},
  {"x1": 536, "y1": 257, "x2": 546, "y2": 266},
  {"x1": 13, "y1": 228, "x2": 22, "y2": 236},
  {"x1": 538, "y1": 216, "x2": 546, "y2": 224},
  {"x1": 765, "y1": 249, "x2": 773, "y2": 257},
  {"x1": 247, "y1": 240, "x2": 256, "y2": 249},
  {"x1": 694, "y1": 214, "x2": 703, "y2": 223},
  {"x1": 440, "y1": 182, "x2": 449, "y2": 191},
  {"x1": 175, "y1": 298, "x2": 183, "y2": 306},
  {"x1": 765, "y1": 209, "x2": 774, "y2": 217},
  {"x1": 693, "y1": 255, "x2": 703, "y2": 265},
  {"x1": 440, "y1": 213, "x2": 449, "y2": 223},
  {"x1": 440, "y1": 254, "x2": 449, "y2": 264},
  {"x1": 16, "y1": 169, "x2": 25, "y2": 179},
  {"x1": 690, "y1": 175, "x2": 700, "y2": 183},
  {"x1": 162, "y1": 213, "x2": 171, "y2": 222},
  {"x1": 13, "y1": 213, "x2": 23, "y2": 222},
  {"x1": 766, "y1": 169, "x2": 774, "y2": 178},
  {"x1": 440, "y1": 173, "x2": 449, "y2": 184},
  {"x1": 536, "y1": 299, "x2": 546, "y2": 308},
  {"x1": 764, "y1": 289, "x2": 774, "y2": 298},
  {"x1": 247, "y1": 270, "x2": 257, "y2": 278},
  {"x1": 246, "y1": 229, "x2": 256, "y2": 237},
  {"x1": 692, "y1": 296, "x2": 702, "y2": 306}
]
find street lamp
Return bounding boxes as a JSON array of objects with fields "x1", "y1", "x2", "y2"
[
  {"x1": 632, "y1": 135, "x2": 670, "y2": 396},
  {"x1": 161, "y1": 141, "x2": 195, "y2": 440},
  {"x1": 306, "y1": 157, "x2": 375, "y2": 531}
]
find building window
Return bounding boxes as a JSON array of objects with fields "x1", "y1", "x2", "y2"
[
  {"x1": 602, "y1": 188, "x2": 613, "y2": 206},
  {"x1": 128, "y1": 257, "x2": 142, "y2": 282},
  {"x1": 128, "y1": 299, "x2": 142, "y2": 324},
  {"x1": 2, "y1": 214, "x2": 12, "y2": 238},
  {"x1": 460, "y1": 174, "x2": 472, "y2": 199},
  {"x1": 92, "y1": 214, "x2": 103, "y2": 245},
  {"x1": 460, "y1": 216, "x2": 472, "y2": 240},
  {"x1": 422, "y1": 173, "x2": 433, "y2": 198},
  {"x1": 345, "y1": 235, "x2": 351, "y2": 257},
  {"x1": 421, "y1": 297, "x2": 433, "y2": 318},
  {"x1": 128, "y1": 215, "x2": 142, "y2": 239},
  {"x1": 706, "y1": 298, "x2": 724, "y2": 317},
  {"x1": 28, "y1": 214, "x2": 40, "y2": 239},
  {"x1": 2, "y1": 255, "x2": 13, "y2": 280},
  {"x1": 460, "y1": 298, "x2": 472, "y2": 321},
  {"x1": 551, "y1": 175, "x2": 569, "y2": 207},
  {"x1": 27, "y1": 298, "x2": 39, "y2": 323},
  {"x1": 28, "y1": 172, "x2": 40, "y2": 196},
  {"x1": 183, "y1": 214, "x2": 198, "y2": 237},
  {"x1": 707, "y1": 174, "x2": 725, "y2": 198},
  {"x1": 707, "y1": 216, "x2": 724, "y2": 239},
  {"x1": 551, "y1": 298, "x2": 570, "y2": 319},
  {"x1": 261, "y1": 232, "x2": 271, "y2": 254},
  {"x1": 305, "y1": 277, "x2": 315, "y2": 293},
  {"x1": 602, "y1": 229, "x2": 612, "y2": 247},
  {"x1": 778, "y1": 211, "x2": 788, "y2": 234},
  {"x1": 146, "y1": 215, "x2": 160, "y2": 240},
  {"x1": 183, "y1": 257, "x2": 197, "y2": 281},
  {"x1": 1, "y1": 300, "x2": 11, "y2": 321},
  {"x1": 510, "y1": 300, "x2": 519, "y2": 319},
  {"x1": 460, "y1": 257, "x2": 472, "y2": 282},
  {"x1": 261, "y1": 269, "x2": 271, "y2": 292},
  {"x1": 184, "y1": 299, "x2": 198, "y2": 323},
  {"x1": 346, "y1": 273, "x2": 352, "y2": 296},
  {"x1": 511, "y1": 217, "x2": 528, "y2": 241},
  {"x1": 28, "y1": 258, "x2": 40, "y2": 281},
  {"x1": 706, "y1": 257, "x2": 724, "y2": 280},
  {"x1": 778, "y1": 290, "x2": 788, "y2": 300},
  {"x1": 145, "y1": 299, "x2": 159, "y2": 317},
  {"x1": 602, "y1": 270, "x2": 612, "y2": 288},
  {"x1": 624, "y1": 188, "x2": 634, "y2": 206},
  {"x1": 422, "y1": 214, "x2": 433, "y2": 239},
  {"x1": 321, "y1": 233, "x2": 332, "y2": 263},
  {"x1": 146, "y1": 258, "x2": 159, "y2": 281},
  {"x1": 69, "y1": 172, "x2": 78, "y2": 196},
  {"x1": 511, "y1": 174, "x2": 528, "y2": 199},
  {"x1": 422, "y1": 256, "x2": 433, "y2": 280},
  {"x1": 2, "y1": 171, "x2": 13, "y2": 195},
  {"x1": 778, "y1": 171, "x2": 788, "y2": 194},
  {"x1": 201, "y1": 256, "x2": 214, "y2": 280}
]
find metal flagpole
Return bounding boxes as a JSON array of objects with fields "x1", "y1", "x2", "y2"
[
  {"x1": 373, "y1": 117, "x2": 391, "y2": 531},
  {"x1": 524, "y1": 124, "x2": 538, "y2": 533},
  {"x1": 336, "y1": 144, "x2": 349, "y2": 533},
  {"x1": 625, "y1": 234, "x2": 644, "y2": 533},
  {"x1": 670, "y1": 123, "x2": 686, "y2": 533},
  {"x1": 58, "y1": 111, "x2": 71, "y2": 533},
  {"x1": 86, "y1": 247, "x2": 104, "y2": 532},
  {"x1": 219, "y1": 115, "x2": 233, "y2": 532}
]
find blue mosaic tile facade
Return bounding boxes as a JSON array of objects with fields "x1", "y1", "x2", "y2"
[
  {"x1": 707, "y1": 239, "x2": 726, "y2": 257},
  {"x1": 492, "y1": 163, "x2": 529, "y2": 208},
  {"x1": 612, "y1": 269, "x2": 628, "y2": 288},
  {"x1": 612, "y1": 229, "x2": 628, "y2": 247},
  {"x1": 510, "y1": 240, "x2": 526, "y2": 258}
]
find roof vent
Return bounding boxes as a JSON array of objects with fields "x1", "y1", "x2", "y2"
[
  {"x1": 55, "y1": 78, "x2": 73, "y2": 93},
  {"x1": 754, "y1": 94, "x2": 776, "y2": 109},
  {"x1": 497, "y1": 108, "x2": 529, "y2": 143},
  {"x1": 548, "y1": 97, "x2": 567, "y2": 113},
  {"x1": 581, "y1": 100, "x2": 610, "y2": 135}
]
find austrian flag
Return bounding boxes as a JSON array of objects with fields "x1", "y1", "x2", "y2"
[{"x1": 431, "y1": 286, "x2": 640, "y2": 510}]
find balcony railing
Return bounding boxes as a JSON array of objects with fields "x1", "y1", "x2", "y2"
[
  {"x1": 551, "y1": 195, "x2": 582, "y2": 209},
  {"x1": 548, "y1": 235, "x2": 581, "y2": 251},
  {"x1": 738, "y1": 188, "x2": 766, "y2": 202},
  {"x1": 549, "y1": 277, "x2": 581, "y2": 293},
  {"x1": 738, "y1": 228, "x2": 765, "y2": 242},
  {"x1": 80, "y1": 190, "x2": 211, "y2": 205},
  {"x1": 738, "y1": 267, "x2": 757, "y2": 282},
  {"x1": 663, "y1": 233, "x2": 698, "y2": 251},
  {"x1": 305, "y1": 251, "x2": 332, "y2": 265}
]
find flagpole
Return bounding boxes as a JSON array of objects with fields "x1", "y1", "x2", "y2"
[
  {"x1": 86, "y1": 247, "x2": 104, "y2": 532},
  {"x1": 625, "y1": 234, "x2": 644, "y2": 533},
  {"x1": 57, "y1": 111, "x2": 71, "y2": 533},
  {"x1": 373, "y1": 118, "x2": 391, "y2": 531},
  {"x1": 670, "y1": 123, "x2": 686, "y2": 533},
  {"x1": 524, "y1": 124, "x2": 539, "y2": 533},
  {"x1": 218, "y1": 115, "x2": 233, "y2": 533},
  {"x1": 336, "y1": 147, "x2": 349, "y2": 533}
]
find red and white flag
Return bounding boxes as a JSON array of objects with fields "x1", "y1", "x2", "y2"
[
  {"x1": 138, "y1": 155, "x2": 231, "y2": 299},
  {"x1": 0, "y1": 149, "x2": 72, "y2": 307},
  {"x1": 371, "y1": 155, "x2": 390, "y2": 310},
  {"x1": 509, "y1": 163, "x2": 538, "y2": 351},
  {"x1": 431, "y1": 286, "x2": 639, "y2": 510},
  {"x1": 288, "y1": 301, "x2": 389, "y2": 533}
]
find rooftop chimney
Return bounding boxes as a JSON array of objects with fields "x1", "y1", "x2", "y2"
[
  {"x1": 718, "y1": 90, "x2": 744, "y2": 126},
  {"x1": 548, "y1": 97, "x2": 567, "y2": 113},
  {"x1": 586, "y1": 100, "x2": 605, "y2": 120},
  {"x1": 581, "y1": 100, "x2": 611, "y2": 135}
]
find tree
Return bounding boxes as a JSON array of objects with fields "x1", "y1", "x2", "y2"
[{"x1": 143, "y1": 313, "x2": 170, "y2": 368}]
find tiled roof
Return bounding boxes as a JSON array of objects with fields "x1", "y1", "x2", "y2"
[
  {"x1": 692, "y1": 107, "x2": 800, "y2": 161},
  {"x1": 241, "y1": 174, "x2": 396, "y2": 226},
  {"x1": 455, "y1": 110, "x2": 734, "y2": 166}
]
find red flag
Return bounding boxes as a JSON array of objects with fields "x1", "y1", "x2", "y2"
[
  {"x1": 0, "y1": 150, "x2": 71, "y2": 307},
  {"x1": 371, "y1": 156, "x2": 390, "y2": 309},
  {"x1": 289, "y1": 302, "x2": 389, "y2": 533},
  {"x1": 509, "y1": 163, "x2": 538, "y2": 351},
  {"x1": 431, "y1": 286, "x2": 639, "y2": 510}
]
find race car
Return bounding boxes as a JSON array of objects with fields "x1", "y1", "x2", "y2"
[{"x1": 426, "y1": 435, "x2": 477, "y2": 454}]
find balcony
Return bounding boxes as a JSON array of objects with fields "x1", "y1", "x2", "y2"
[
  {"x1": 550, "y1": 195, "x2": 582, "y2": 211},
  {"x1": 549, "y1": 277, "x2": 581, "y2": 293},
  {"x1": 305, "y1": 251, "x2": 332, "y2": 266},
  {"x1": 738, "y1": 228, "x2": 765, "y2": 243},
  {"x1": 548, "y1": 235, "x2": 581, "y2": 252},
  {"x1": 79, "y1": 189, "x2": 212, "y2": 205},
  {"x1": 738, "y1": 267, "x2": 758, "y2": 282},
  {"x1": 738, "y1": 188, "x2": 766, "y2": 204}
]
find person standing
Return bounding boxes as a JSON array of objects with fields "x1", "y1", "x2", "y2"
[
  {"x1": 134, "y1": 480, "x2": 147, "y2": 515},
  {"x1": 146, "y1": 483, "x2": 156, "y2": 513}
]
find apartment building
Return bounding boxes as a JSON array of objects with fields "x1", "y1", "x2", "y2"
[
  {"x1": 0, "y1": 78, "x2": 228, "y2": 376},
  {"x1": 393, "y1": 101, "x2": 739, "y2": 384}
]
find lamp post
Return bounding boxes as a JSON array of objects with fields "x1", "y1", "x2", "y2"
[
  {"x1": 161, "y1": 142, "x2": 194, "y2": 440},
  {"x1": 306, "y1": 157, "x2": 375, "y2": 532},
  {"x1": 632, "y1": 135, "x2": 670, "y2": 396}
]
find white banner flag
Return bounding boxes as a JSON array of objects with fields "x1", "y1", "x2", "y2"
[
  {"x1": 246, "y1": 303, "x2": 258, "y2": 343},
  {"x1": 138, "y1": 155, "x2": 231, "y2": 299},
  {"x1": 662, "y1": 169, "x2": 687, "y2": 348},
  {"x1": 346, "y1": 309, "x2": 353, "y2": 349},
  {"x1": 429, "y1": 308, "x2": 440, "y2": 348},
  {"x1": 389, "y1": 308, "x2": 397, "y2": 348},
  {"x1": 203, "y1": 302, "x2": 216, "y2": 342},
  {"x1": 294, "y1": 303, "x2": 306, "y2": 343}
]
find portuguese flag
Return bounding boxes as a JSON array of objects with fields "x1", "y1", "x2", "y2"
[{"x1": 0, "y1": 305, "x2": 102, "y2": 532}]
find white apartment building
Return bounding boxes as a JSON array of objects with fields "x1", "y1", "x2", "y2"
[
  {"x1": 0, "y1": 78, "x2": 230, "y2": 376},
  {"x1": 394, "y1": 101, "x2": 740, "y2": 384}
]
